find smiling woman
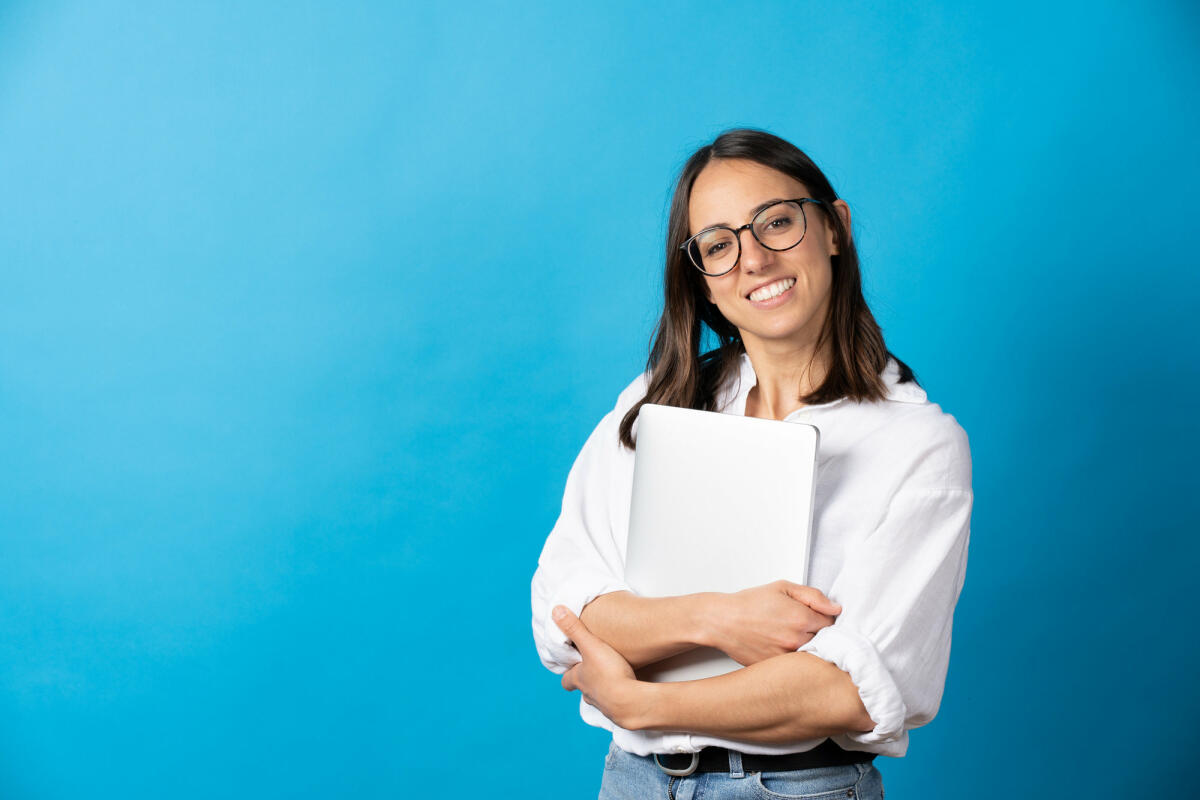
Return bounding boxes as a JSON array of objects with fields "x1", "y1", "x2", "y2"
[
  {"x1": 531, "y1": 129, "x2": 973, "y2": 800},
  {"x1": 689, "y1": 160, "x2": 841, "y2": 395}
]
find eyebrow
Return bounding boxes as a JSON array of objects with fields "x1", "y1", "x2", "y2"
[{"x1": 700, "y1": 198, "x2": 786, "y2": 231}]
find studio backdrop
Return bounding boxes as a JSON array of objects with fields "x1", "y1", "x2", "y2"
[{"x1": 1, "y1": 1, "x2": 1197, "y2": 798}]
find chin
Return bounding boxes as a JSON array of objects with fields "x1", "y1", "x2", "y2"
[{"x1": 742, "y1": 321, "x2": 815, "y2": 343}]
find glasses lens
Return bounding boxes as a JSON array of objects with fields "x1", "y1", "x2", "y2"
[
  {"x1": 753, "y1": 201, "x2": 807, "y2": 251},
  {"x1": 690, "y1": 228, "x2": 738, "y2": 275}
]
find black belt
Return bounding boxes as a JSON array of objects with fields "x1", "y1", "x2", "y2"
[{"x1": 653, "y1": 739, "x2": 874, "y2": 776}]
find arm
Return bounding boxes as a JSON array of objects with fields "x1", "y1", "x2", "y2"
[
  {"x1": 581, "y1": 581, "x2": 842, "y2": 670},
  {"x1": 579, "y1": 590, "x2": 713, "y2": 669},
  {"x1": 554, "y1": 606, "x2": 874, "y2": 741},
  {"x1": 796, "y1": 484, "x2": 973, "y2": 745},
  {"x1": 531, "y1": 401, "x2": 637, "y2": 675},
  {"x1": 635, "y1": 652, "x2": 875, "y2": 741}
]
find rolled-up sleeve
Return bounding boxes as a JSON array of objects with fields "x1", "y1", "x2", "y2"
[
  {"x1": 531, "y1": 399, "x2": 637, "y2": 674},
  {"x1": 800, "y1": 427, "x2": 973, "y2": 749}
]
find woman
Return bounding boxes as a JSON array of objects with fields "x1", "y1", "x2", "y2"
[{"x1": 531, "y1": 129, "x2": 972, "y2": 799}]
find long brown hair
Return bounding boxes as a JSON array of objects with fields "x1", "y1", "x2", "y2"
[{"x1": 618, "y1": 129, "x2": 916, "y2": 449}]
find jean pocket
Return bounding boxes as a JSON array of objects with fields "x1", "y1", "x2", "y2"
[{"x1": 752, "y1": 764, "x2": 862, "y2": 799}]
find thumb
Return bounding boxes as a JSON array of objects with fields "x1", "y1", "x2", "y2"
[
  {"x1": 553, "y1": 605, "x2": 595, "y2": 651},
  {"x1": 782, "y1": 583, "x2": 842, "y2": 615}
]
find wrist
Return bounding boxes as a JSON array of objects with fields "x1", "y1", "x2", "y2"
[
  {"x1": 619, "y1": 680, "x2": 669, "y2": 731},
  {"x1": 690, "y1": 592, "x2": 726, "y2": 649}
]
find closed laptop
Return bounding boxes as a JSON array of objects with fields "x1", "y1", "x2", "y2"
[{"x1": 625, "y1": 403, "x2": 819, "y2": 683}]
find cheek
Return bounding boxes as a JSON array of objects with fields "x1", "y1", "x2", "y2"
[
  {"x1": 801, "y1": 259, "x2": 833, "y2": 297},
  {"x1": 705, "y1": 275, "x2": 738, "y2": 305}
]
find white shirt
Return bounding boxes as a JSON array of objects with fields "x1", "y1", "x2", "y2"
[{"x1": 530, "y1": 354, "x2": 972, "y2": 758}]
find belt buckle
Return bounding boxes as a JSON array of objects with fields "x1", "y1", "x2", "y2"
[{"x1": 654, "y1": 751, "x2": 700, "y2": 777}]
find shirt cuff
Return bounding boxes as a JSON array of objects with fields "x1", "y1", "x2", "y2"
[
  {"x1": 533, "y1": 571, "x2": 632, "y2": 674},
  {"x1": 798, "y1": 625, "x2": 907, "y2": 744}
]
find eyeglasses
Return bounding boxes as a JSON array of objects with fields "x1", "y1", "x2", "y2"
[{"x1": 680, "y1": 198, "x2": 824, "y2": 276}]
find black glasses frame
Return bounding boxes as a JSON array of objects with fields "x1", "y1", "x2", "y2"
[{"x1": 679, "y1": 197, "x2": 825, "y2": 277}]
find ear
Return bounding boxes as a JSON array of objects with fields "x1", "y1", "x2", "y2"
[{"x1": 826, "y1": 199, "x2": 851, "y2": 256}]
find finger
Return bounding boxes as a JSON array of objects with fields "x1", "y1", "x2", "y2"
[
  {"x1": 782, "y1": 583, "x2": 842, "y2": 614},
  {"x1": 561, "y1": 666, "x2": 579, "y2": 692},
  {"x1": 553, "y1": 605, "x2": 598, "y2": 652},
  {"x1": 784, "y1": 583, "x2": 840, "y2": 611},
  {"x1": 804, "y1": 612, "x2": 836, "y2": 631}
]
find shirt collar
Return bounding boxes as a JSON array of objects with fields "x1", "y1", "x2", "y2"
[{"x1": 725, "y1": 352, "x2": 927, "y2": 415}]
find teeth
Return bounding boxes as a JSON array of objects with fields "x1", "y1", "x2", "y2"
[{"x1": 748, "y1": 277, "x2": 796, "y2": 302}]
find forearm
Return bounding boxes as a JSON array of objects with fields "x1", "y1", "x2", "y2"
[
  {"x1": 625, "y1": 652, "x2": 875, "y2": 743},
  {"x1": 580, "y1": 590, "x2": 719, "y2": 669}
]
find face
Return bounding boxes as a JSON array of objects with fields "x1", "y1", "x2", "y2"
[{"x1": 687, "y1": 159, "x2": 849, "y2": 353}]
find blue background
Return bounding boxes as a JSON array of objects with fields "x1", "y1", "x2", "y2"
[{"x1": 2, "y1": 1, "x2": 1197, "y2": 797}]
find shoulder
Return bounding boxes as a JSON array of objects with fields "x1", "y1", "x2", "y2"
[
  {"x1": 880, "y1": 402, "x2": 972, "y2": 486},
  {"x1": 605, "y1": 371, "x2": 651, "y2": 426},
  {"x1": 614, "y1": 371, "x2": 650, "y2": 410},
  {"x1": 845, "y1": 363, "x2": 972, "y2": 491},
  {"x1": 574, "y1": 371, "x2": 650, "y2": 452}
]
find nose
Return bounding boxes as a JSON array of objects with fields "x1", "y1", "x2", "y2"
[{"x1": 736, "y1": 226, "x2": 771, "y2": 273}]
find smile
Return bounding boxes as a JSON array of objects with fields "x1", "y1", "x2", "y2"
[{"x1": 747, "y1": 277, "x2": 796, "y2": 302}]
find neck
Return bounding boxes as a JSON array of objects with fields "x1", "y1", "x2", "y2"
[{"x1": 741, "y1": 335, "x2": 831, "y2": 421}]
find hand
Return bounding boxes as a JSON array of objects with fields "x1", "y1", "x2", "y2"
[
  {"x1": 708, "y1": 580, "x2": 841, "y2": 666},
  {"x1": 553, "y1": 605, "x2": 644, "y2": 729}
]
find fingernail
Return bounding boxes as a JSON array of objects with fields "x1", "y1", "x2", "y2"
[{"x1": 552, "y1": 606, "x2": 567, "y2": 620}]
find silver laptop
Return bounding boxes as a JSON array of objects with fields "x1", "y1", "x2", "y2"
[{"x1": 625, "y1": 404, "x2": 819, "y2": 683}]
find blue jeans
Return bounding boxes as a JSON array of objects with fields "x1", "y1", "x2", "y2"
[{"x1": 598, "y1": 742, "x2": 885, "y2": 800}]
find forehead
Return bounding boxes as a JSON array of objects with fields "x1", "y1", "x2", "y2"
[{"x1": 688, "y1": 159, "x2": 809, "y2": 232}]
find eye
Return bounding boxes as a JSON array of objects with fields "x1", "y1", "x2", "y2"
[
  {"x1": 764, "y1": 214, "x2": 795, "y2": 230},
  {"x1": 705, "y1": 241, "x2": 730, "y2": 257}
]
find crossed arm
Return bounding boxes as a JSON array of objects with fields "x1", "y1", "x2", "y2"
[
  {"x1": 557, "y1": 582, "x2": 876, "y2": 742},
  {"x1": 537, "y1": 398, "x2": 972, "y2": 747}
]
